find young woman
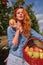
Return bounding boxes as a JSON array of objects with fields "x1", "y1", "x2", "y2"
[{"x1": 7, "y1": 7, "x2": 43, "y2": 65}]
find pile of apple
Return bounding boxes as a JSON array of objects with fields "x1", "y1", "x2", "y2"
[{"x1": 24, "y1": 46, "x2": 43, "y2": 59}]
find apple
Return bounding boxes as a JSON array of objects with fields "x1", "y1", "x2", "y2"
[
  {"x1": 39, "y1": 49, "x2": 43, "y2": 52},
  {"x1": 32, "y1": 52, "x2": 40, "y2": 58},
  {"x1": 27, "y1": 47, "x2": 33, "y2": 57},
  {"x1": 34, "y1": 47, "x2": 39, "y2": 52},
  {"x1": 29, "y1": 47, "x2": 33, "y2": 52},
  {"x1": 24, "y1": 46, "x2": 29, "y2": 52},
  {"x1": 40, "y1": 52, "x2": 43, "y2": 59},
  {"x1": 27, "y1": 51, "x2": 33, "y2": 57}
]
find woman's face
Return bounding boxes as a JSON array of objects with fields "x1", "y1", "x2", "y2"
[{"x1": 16, "y1": 8, "x2": 24, "y2": 21}]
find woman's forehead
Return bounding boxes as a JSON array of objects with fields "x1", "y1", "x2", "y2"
[{"x1": 16, "y1": 8, "x2": 24, "y2": 12}]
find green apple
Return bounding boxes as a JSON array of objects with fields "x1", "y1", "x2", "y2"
[
  {"x1": 25, "y1": 46, "x2": 29, "y2": 52},
  {"x1": 40, "y1": 52, "x2": 43, "y2": 59},
  {"x1": 29, "y1": 47, "x2": 33, "y2": 52},
  {"x1": 27, "y1": 51, "x2": 33, "y2": 57},
  {"x1": 39, "y1": 49, "x2": 43, "y2": 52},
  {"x1": 32, "y1": 52, "x2": 40, "y2": 58}
]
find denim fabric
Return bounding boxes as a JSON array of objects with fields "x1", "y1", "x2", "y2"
[
  {"x1": 6, "y1": 53, "x2": 29, "y2": 65},
  {"x1": 7, "y1": 26, "x2": 43, "y2": 58}
]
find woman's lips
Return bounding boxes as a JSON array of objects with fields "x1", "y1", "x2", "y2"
[{"x1": 19, "y1": 16, "x2": 23, "y2": 18}]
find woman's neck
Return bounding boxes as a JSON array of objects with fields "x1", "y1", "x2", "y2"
[
  {"x1": 17, "y1": 20, "x2": 22, "y2": 26},
  {"x1": 17, "y1": 20, "x2": 23, "y2": 33},
  {"x1": 17, "y1": 20, "x2": 23, "y2": 24}
]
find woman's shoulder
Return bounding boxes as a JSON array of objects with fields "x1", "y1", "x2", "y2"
[
  {"x1": 30, "y1": 28, "x2": 36, "y2": 34},
  {"x1": 7, "y1": 26, "x2": 16, "y2": 32},
  {"x1": 7, "y1": 26, "x2": 13, "y2": 31},
  {"x1": 30, "y1": 28, "x2": 34, "y2": 32}
]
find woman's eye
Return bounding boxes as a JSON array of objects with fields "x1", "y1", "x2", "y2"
[
  {"x1": 17, "y1": 12, "x2": 23, "y2": 14},
  {"x1": 17, "y1": 12, "x2": 20, "y2": 14}
]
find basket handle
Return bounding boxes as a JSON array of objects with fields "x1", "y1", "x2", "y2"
[
  {"x1": 27, "y1": 37, "x2": 43, "y2": 44},
  {"x1": 23, "y1": 37, "x2": 43, "y2": 49}
]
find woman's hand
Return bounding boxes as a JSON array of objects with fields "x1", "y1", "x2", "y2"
[
  {"x1": 13, "y1": 23, "x2": 18, "y2": 29},
  {"x1": 9, "y1": 19, "x2": 19, "y2": 30},
  {"x1": 9, "y1": 19, "x2": 23, "y2": 33}
]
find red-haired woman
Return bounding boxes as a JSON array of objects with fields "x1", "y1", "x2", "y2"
[{"x1": 7, "y1": 7, "x2": 43, "y2": 65}]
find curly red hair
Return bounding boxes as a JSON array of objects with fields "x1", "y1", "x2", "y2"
[{"x1": 13, "y1": 7, "x2": 31, "y2": 37}]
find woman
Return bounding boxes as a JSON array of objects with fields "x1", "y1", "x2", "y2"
[{"x1": 7, "y1": 7, "x2": 43, "y2": 65}]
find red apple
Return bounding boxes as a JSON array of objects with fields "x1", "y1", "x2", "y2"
[
  {"x1": 34, "y1": 47, "x2": 39, "y2": 52},
  {"x1": 2, "y1": 1, "x2": 7, "y2": 6}
]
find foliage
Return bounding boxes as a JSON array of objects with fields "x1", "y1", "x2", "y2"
[
  {"x1": 0, "y1": 0, "x2": 39, "y2": 35},
  {"x1": 0, "y1": 0, "x2": 13, "y2": 35}
]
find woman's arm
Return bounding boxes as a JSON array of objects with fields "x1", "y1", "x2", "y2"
[
  {"x1": 12, "y1": 29, "x2": 20, "y2": 46},
  {"x1": 7, "y1": 26, "x2": 20, "y2": 50},
  {"x1": 31, "y1": 28, "x2": 43, "y2": 41}
]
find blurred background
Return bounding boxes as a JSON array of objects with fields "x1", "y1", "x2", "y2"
[{"x1": 0, "y1": 0, "x2": 43, "y2": 65}]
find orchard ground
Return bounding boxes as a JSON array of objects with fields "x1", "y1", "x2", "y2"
[{"x1": 0, "y1": 35, "x2": 9, "y2": 65}]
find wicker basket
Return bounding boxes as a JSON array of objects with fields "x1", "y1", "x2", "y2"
[{"x1": 23, "y1": 37, "x2": 43, "y2": 65}]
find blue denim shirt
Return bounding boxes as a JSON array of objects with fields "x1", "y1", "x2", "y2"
[{"x1": 7, "y1": 26, "x2": 43, "y2": 58}]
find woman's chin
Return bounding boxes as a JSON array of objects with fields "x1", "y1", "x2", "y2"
[{"x1": 18, "y1": 18, "x2": 24, "y2": 21}]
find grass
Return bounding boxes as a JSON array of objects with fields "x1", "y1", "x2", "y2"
[
  {"x1": 0, "y1": 35, "x2": 9, "y2": 65},
  {"x1": 0, "y1": 35, "x2": 9, "y2": 49}
]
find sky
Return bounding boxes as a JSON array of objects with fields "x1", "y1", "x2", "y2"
[{"x1": 8, "y1": 0, "x2": 43, "y2": 33}]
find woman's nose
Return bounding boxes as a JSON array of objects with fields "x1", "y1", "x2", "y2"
[{"x1": 20, "y1": 13, "x2": 22, "y2": 15}]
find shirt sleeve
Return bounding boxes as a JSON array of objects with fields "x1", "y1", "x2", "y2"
[
  {"x1": 30, "y1": 28, "x2": 43, "y2": 41},
  {"x1": 7, "y1": 26, "x2": 18, "y2": 51}
]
